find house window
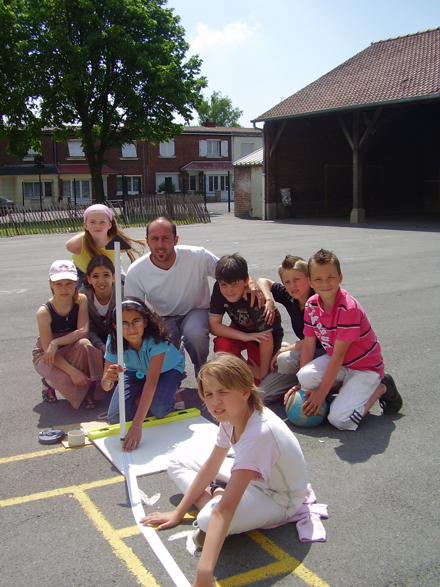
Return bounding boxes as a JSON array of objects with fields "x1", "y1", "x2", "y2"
[
  {"x1": 23, "y1": 147, "x2": 41, "y2": 162},
  {"x1": 240, "y1": 142, "x2": 254, "y2": 158},
  {"x1": 121, "y1": 143, "x2": 137, "y2": 158},
  {"x1": 62, "y1": 179, "x2": 91, "y2": 201},
  {"x1": 159, "y1": 140, "x2": 175, "y2": 158},
  {"x1": 68, "y1": 141, "x2": 85, "y2": 157},
  {"x1": 207, "y1": 175, "x2": 228, "y2": 193},
  {"x1": 199, "y1": 140, "x2": 228, "y2": 157},
  {"x1": 22, "y1": 181, "x2": 52, "y2": 198},
  {"x1": 207, "y1": 140, "x2": 220, "y2": 156},
  {"x1": 155, "y1": 173, "x2": 179, "y2": 192},
  {"x1": 116, "y1": 176, "x2": 141, "y2": 195},
  {"x1": 189, "y1": 175, "x2": 200, "y2": 191}
]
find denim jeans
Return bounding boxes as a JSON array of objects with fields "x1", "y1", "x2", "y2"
[
  {"x1": 107, "y1": 368, "x2": 182, "y2": 425},
  {"x1": 163, "y1": 308, "x2": 209, "y2": 377}
]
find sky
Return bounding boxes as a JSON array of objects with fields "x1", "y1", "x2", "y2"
[{"x1": 167, "y1": 0, "x2": 440, "y2": 127}]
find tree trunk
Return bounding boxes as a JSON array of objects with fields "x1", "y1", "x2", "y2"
[
  {"x1": 89, "y1": 162, "x2": 105, "y2": 203},
  {"x1": 84, "y1": 139, "x2": 106, "y2": 202}
]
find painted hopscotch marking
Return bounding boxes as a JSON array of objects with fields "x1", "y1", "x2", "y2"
[{"x1": 0, "y1": 448, "x2": 330, "y2": 587}]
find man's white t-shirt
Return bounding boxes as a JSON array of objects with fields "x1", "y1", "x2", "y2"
[{"x1": 124, "y1": 245, "x2": 218, "y2": 317}]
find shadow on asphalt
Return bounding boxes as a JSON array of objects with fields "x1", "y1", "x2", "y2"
[
  {"x1": 265, "y1": 397, "x2": 404, "y2": 463},
  {"x1": 267, "y1": 214, "x2": 440, "y2": 233},
  {"x1": 33, "y1": 393, "x2": 112, "y2": 430}
]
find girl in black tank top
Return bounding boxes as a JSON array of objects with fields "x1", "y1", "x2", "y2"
[{"x1": 34, "y1": 260, "x2": 98, "y2": 408}]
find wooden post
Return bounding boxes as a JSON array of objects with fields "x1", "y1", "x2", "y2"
[{"x1": 350, "y1": 111, "x2": 365, "y2": 224}]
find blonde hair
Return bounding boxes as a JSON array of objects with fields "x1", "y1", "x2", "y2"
[
  {"x1": 278, "y1": 255, "x2": 309, "y2": 280},
  {"x1": 49, "y1": 280, "x2": 79, "y2": 303},
  {"x1": 198, "y1": 354, "x2": 263, "y2": 414},
  {"x1": 83, "y1": 215, "x2": 144, "y2": 264}
]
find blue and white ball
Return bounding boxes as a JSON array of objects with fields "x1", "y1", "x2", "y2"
[{"x1": 285, "y1": 389, "x2": 328, "y2": 428}]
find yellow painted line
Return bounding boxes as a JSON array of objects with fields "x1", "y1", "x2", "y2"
[
  {"x1": 0, "y1": 475, "x2": 124, "y2": 508},
  {"x1": 0, "y1": 461, "x2": 329, "y2": 587},
  {"x1": 217, "y1": 530, "x2": 330, "y2": 587},
  {"x1": 116, "y1": 524, "x2": 140, "y2": 539},
  {"x1": 73, "y1": 488, "x2": 160, "y2": 587},
  {"x1": 0, "y1": 447, "x2": 65, "y2": 464},
  {"x1": 218, "y1": 560, "x2": 299, "y2": 586}
]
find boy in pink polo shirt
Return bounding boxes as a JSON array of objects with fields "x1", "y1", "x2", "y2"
[{"x1": 288, "y1": 248, "x2": 402, "y2": 431}]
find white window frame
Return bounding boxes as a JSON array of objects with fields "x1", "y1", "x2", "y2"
[
  {"x1": 207, "y1": 140, "x2": 220, "y2": 156},
  {"x1": 121, "y1": 143, "x2": 137, "y2": 158},
  {"x1": 189, "y1": 174, "x2": 201, "y2": 191},
  {"x1": 159, "y1": 140, "x2": 175, "y2": 158},
  {"x1": 23, "y1": 147, "x2": 41, "y2": 162},
  {"x1": 68, "y1": 141, "x2": 85, "y2": 158},
  {"x1": 22, "y1": 181, "x2": 53, "y2": 198},
  {"x1": 116, "y1": 175, "x2": 142, "y2": 195},
  {"x1": 207, "y1": 174, "x2": 229, "y2": 193},
  {"x1": 155, "y1": 173, "x2": 179, "y2": 193},
  {"x1": 199, "y1": 139, "x2": 228, "y2": 158},
  {"x1": 62, "y1": 179, "x2": 91, "y2": 201}
]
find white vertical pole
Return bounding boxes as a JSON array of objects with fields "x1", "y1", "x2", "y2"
[{"x1": 114, "y1": 241, "x2": 126, "y2": 441}]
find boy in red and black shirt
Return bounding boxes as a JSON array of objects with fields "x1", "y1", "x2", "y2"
[{"x1": 209, "y1": 253, "x2": 283, "y2": 385}]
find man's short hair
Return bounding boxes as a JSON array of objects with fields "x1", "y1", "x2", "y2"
[
  {"x1": 146, "y1": 216, "x2": 177, "y2": 238},
  {"x1": 308, "y1": 248, "x2": 341, "y2": 274},
  {"x1": 215, "y1": 253, "x2": 249, "y2": 283},
  {"x1": 278, "y1": 255, "x2": 309, "y2": 279}
]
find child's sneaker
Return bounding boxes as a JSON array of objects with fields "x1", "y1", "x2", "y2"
[
  {"x1": 174, "y1": 401, "x2": 186, "y2": 411},
  {"x1": 192, "y1": 521, "x2": 206, "y2": 548},
  {"x1": 379, "y1": 374, "x2": 403, "y2": 415}
]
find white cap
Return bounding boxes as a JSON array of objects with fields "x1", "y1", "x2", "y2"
[{"x1": 49, "y1": 260, "x2": 78, "y2": 282}]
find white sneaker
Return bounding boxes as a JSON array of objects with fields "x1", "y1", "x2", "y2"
[{"x1": 174, "y1": 401, "x2": 186, "y2": 411}]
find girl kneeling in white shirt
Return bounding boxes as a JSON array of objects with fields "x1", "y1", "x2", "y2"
[{"x1": 141, "y1": 353, "x2": 308, "y2": 587}]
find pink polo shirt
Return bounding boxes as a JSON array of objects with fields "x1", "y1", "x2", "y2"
[{"x1": 303, "y1": 288, "x2": 384, "y2": 377}]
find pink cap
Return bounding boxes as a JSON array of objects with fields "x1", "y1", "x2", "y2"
[
  {"x1": 49, "y1": 260, "x2": 78, "y2": 282},
  {"x1": 83, "y1": 204, "x2": 113, "y2": 222}
]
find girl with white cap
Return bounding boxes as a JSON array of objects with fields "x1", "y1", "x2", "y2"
[{"x1": 32, "y1": 260, "x2": 103, "y2": 408}]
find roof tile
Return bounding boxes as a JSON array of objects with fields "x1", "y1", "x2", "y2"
[{"x1": 253, "y1": 28, "x2": 440, "y2": 121}]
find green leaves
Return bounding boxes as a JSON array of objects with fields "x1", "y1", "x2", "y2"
[
  {"x1": 0, "y1": 0, "x2": 206, "y2": 200},
  {"x1": 196, "y1": 91, "x2": 243, "y2": 127}
]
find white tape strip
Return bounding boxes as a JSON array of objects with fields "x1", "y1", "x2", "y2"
[{"x1": 123, "y1": 452, "x2": 190, "y2": 587}]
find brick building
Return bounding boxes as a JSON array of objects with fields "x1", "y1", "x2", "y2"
[
  {"x1": 252, "y1": 28, "x2": 440, "y2": 222},
  {"x1": 0, "y1": 125, "x2": 262, "y2": 207},
  {"x1": 233, "y1": 148, "x2": 263, "y2": 218}
]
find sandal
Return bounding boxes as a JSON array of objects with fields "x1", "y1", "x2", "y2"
[
  {"x1": 42, "y1": 378, "x2": 58, "y2": 403},
  {"x1": 82, "y1": 392, "x2": 96, "y2": 410}
]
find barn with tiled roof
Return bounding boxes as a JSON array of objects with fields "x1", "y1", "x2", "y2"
[{"x1": 250, "y1": 28, "x2": 440, "y2": 221}]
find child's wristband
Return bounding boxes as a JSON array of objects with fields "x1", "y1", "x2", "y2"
[
  {"x1": 131, "y1": 424, "x2": 143, "y2": 430},
  {"x1": 50, "y1": 341, "x2": 59, "y2": 348}
]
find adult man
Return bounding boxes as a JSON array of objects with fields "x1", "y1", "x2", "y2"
[{"x1": 124, "y1": 217, "x2": 264, "y2": 376}]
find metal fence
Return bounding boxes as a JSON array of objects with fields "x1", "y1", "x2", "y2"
[{"x1": 0, "y1": 194, "x2": 210, "y2": 237}]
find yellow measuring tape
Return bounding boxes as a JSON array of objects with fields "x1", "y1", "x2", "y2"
[{"x1": 87, "y1": 408, "x2": 201, "y2": 440}]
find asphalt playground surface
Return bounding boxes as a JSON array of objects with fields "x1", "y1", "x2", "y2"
[{"x1": 1, "y1": 203, "x2": 439, "y2": 587}]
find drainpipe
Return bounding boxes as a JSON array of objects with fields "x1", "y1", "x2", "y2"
[{"x1": 253, "y1": 122, "x2": 265, "y2": 220}]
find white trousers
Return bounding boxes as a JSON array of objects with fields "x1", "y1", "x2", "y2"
[
  {"x1": 167, "y1": 453, "x2": 292, "y2": 535},
  {"x1": 297, "y1": 354, "x2": 381, "y2": 431},
  {"x1": 258, "y1": 348, "x2": 326, "y2": 404}
]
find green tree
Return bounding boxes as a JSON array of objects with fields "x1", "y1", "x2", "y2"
[
  {"x1": 0, "y1": 0, "x2": 206, "y2": 201},
  {"x1": 0, "y1": 0, "x2": 42, "y2": 154},
  {"x1": 196, "y1": 91, "x2": 243, "y2": 127}
]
